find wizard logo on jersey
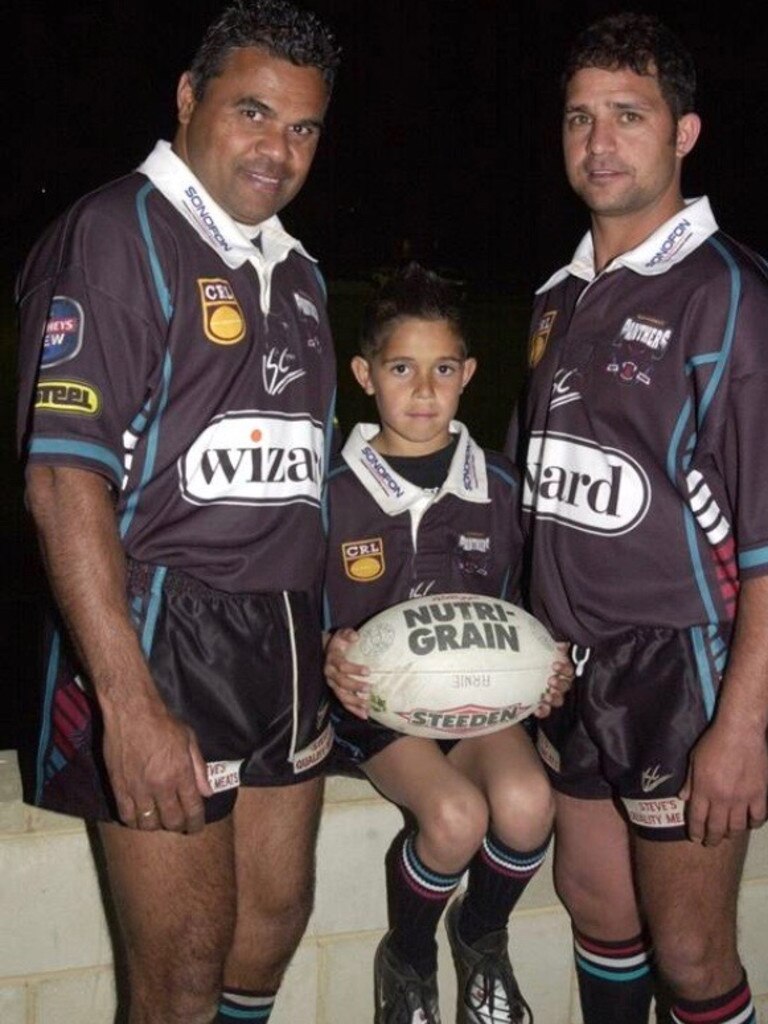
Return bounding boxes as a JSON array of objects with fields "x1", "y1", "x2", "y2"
[
  {"x1": 198, "y1": 278, "x2": 246, "y2": 345},
  {"x1": 342, "y1": 538, "x2": 385, "y2": 582},
  {"x1": 529, "y1": 311, "x2": 557, "y2": 368}
]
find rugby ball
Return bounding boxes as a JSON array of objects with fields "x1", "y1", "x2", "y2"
[{"x1": 348, "y1": 593, "x2": 557, "y2": 739}]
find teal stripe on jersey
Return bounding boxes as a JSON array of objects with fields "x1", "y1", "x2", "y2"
[
  {"x1": 667, "y1": 237, "x2": 741, "y2": 633},
  {"x1": 689, "y1": 625, "x2": 717, "y2": 718},
  {"x1": 739, "y1": 545, "x2": 768, "y2": 570},
  {"x1": 119, "y1": 350, "x2": 173, "y2": 538},
  {"x1": 120, "y1": 183, "x2": 174, "y2": 540},
  {"x1": 698, "y1": 238, "x2": 740, "y2": 428},
  {"x1": 36, "y1": 629, "x2": 62, "y2": 802},
  {"x1": 487, "y1": 463, "x2": 516, "y2": 599},
  {"x1": 135, "y1": 181, "x2": 173, "y2": 319},
  {"x1": 49, "y1": 747, "x2": 67, "y2": 773},
  {"x1": 688, "y1": 353, "x2": 721, "y2": 368},
  {"x1": 311, "y1": 262, "x2": 328, "y2": 301},
  {"x1": 487, "y1": 462, "x2": 518, "y2": 489},
  {"x1": 140, "y1": 566, "x2": 167, "y2": 657},
  {"x1": 320, "y1": 386, "x2": 337, "y2": 536},
  {"x1": 29, "y1": 438, "x2": 123, "y2": 483}
]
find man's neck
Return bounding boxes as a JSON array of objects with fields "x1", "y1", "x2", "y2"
[{"x1": 591, "y1": 194, "x2": 686, "y2": 273}]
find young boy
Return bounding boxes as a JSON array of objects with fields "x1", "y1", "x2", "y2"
[{"x1": 323, "y1": 263, "x2": 571, "y2": 1024}]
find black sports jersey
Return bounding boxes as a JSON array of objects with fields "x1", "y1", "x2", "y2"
[
  {"x1": 17, "y1": 141, "x2": 336, "y2": 593},
  {"x1": 323, "y1": 422, "x2": 522, "y2": 630},
  {"x1": 507, "y1": 197, "x2": 768, "y2": 647}
]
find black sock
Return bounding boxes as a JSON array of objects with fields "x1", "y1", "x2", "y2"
[
  {"x1": 386, "y1": 829, "x2": 463, "y2": 978},
  {"x1": 670, "y1": 970, "x2": 754, "y2": 1024},
  {"x1": 574, "y1": 929, "x2": 654, "y2": 1024},
  {"x1": 214, "y1": 988, "x2": 276, "y2": 1021},
  {"x1": 459, "y1": 830, "x2": 550, "y2": 947}
]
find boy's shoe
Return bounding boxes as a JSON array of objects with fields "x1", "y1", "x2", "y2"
[
  {"x1": 374, "y1": 931, "x2": 442, "y2": 1024},
  {"x1": 445, "y1": 896, "x2": 533, "y2": 1024}
]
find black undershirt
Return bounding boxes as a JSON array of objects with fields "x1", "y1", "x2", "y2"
[{"x1": 384, "y1": 436, "x2": 458, "y2": 490}]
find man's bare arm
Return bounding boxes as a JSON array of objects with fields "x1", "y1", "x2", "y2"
[
  {"x1": 681, "y1": 575, "x2": 768, "y2": 845},
  {"x1": 26, "y1": 464, "x2": 211, "y2": 832}
]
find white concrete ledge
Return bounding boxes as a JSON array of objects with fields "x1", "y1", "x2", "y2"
[{"x1": 1, "y1": 750, "x2": 767, "y2": 1023}]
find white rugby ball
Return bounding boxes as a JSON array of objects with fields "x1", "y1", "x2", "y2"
[{"x1": 348, "y1": 593, "x2": 557, "y2": 739}]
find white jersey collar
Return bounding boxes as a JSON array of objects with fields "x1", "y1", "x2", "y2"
[
  {"x1": 341, "y1": 421, "x2": 489, "y2": 516},
  {"x1": 536, "y1": 196, "x2": 719, "y2": 293},
  {"x1": 138, "y1": 140, "x2": 314, "y2": 314}
]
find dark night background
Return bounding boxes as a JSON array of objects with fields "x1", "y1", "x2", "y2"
[{"x1": 3, "y1": 0, "x2": 767, "y2": 751}]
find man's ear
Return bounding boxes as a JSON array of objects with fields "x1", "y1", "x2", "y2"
[
  {"x1": 351, "y1": 355, "x2": 375, "y2": 395},
  {"x1": 177, "y1": 72, "x2": 197, "y2": 126},
  {"x1": 676, "y1": 112, "x2": 701, "y2": 158}
]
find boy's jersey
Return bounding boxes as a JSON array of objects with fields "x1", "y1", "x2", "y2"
[
  {"x1": 323, "y1": 422, "x2": 523, "y2": 630},
  {"x1": 507, "y1": 197, "x2": 768, "y2": 645},
  {"x1": 17, "y1": 143, "x2": 336, "y2": 593}
]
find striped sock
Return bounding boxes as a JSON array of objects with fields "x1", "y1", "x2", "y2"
[
  {"x1": 459, "y1": 830, "x2": 550, "y2": 946},
  {"x1": 671, "y1": 972, "x2": 755, "y2": 1024},
  {"x1": 215, "y1": 989, "x2": 276, "y2": 1021},
  {"x1": 574, "y1": 929, "x2": 654, "y2": 1024},
  {"x1": 386, "y1": 829, "x2": 464, "y2": 978}
]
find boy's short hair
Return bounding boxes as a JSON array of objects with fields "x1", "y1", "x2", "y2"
[
  {"x1": 563, "y1": 11, "x2": 696, "y2": 120},
  {"x1": 359, "y1": 262, "x2": 467, "y2": 360}
]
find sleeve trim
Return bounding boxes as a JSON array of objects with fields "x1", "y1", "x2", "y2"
[{"x1": 29, "y1": 438, "x2": 123, "y2": 484}]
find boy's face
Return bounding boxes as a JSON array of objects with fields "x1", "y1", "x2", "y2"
[{"x1": 351, "y1": 316, "x2": 476, "y2": 457}]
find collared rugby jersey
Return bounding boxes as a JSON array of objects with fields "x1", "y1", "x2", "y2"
[
  {"x1": 17, "y1": 142, "x2": 336, "y2": 593},
  {"x1": 507, "y1": 197, "x2": 768, "y2": 645},
  {"x1": 323, "y1": 421, "x2": 522, "y2": 629}
]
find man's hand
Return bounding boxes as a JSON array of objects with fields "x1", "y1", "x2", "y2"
[
  {"x1": 103, "y1": 696, "x2": 212, "y2": 833},
  {"x1": 26, "y1": 465, "x2": 212, "y2": 834},
  {"x1": 680, "y1": 717, "x2": 768, "y2": 846},
  {"x1": 678, "y1": 576, "x2": 768, "y2": 845}
]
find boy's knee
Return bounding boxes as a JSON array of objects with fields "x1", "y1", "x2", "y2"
[
  {"x1": 421, "y1": 790, "x2": 488, "y2": 863},
  {"x1": 491, "y1": 775, "x2": 554, "y2": 849}
]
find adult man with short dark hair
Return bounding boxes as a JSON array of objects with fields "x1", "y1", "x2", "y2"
[
  {"x1": 508, "y1": 12, "x2": 768, "y2": 1024},
  {"x1": 16, "y1": 3, "x2": 340, "y2": 1021}
]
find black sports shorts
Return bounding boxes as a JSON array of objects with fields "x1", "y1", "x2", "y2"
[
  {"x1": 327, "y1": 700, "x2": 415, "y2": 775},
  {"x1": 536, "y1": 624, "x2": 730, "y2": 841},
  {"x1": 32, "y1": 561, "x2": 333, "y2": 823}
]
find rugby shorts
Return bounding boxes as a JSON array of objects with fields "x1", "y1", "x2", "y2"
[
  {"x1": 536, "y1": 624, "x2": 730, "y2": 841},
  {"x1": 32, "y1": 560, "x2": 333, "y2": 824},
  {"x1": 327, "y1": 700, "x2": 408, "y2": 775}
]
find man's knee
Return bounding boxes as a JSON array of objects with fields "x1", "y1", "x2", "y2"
[
  {"x1": 129, "y1": 964, "x2": 221, "y2": 1024},
  {"x1": 267, "y1": 886, "x2": 315, "y2": 944},
  {"x1": 653, "y1": 929, "x2": 742, "y2": 999}
]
